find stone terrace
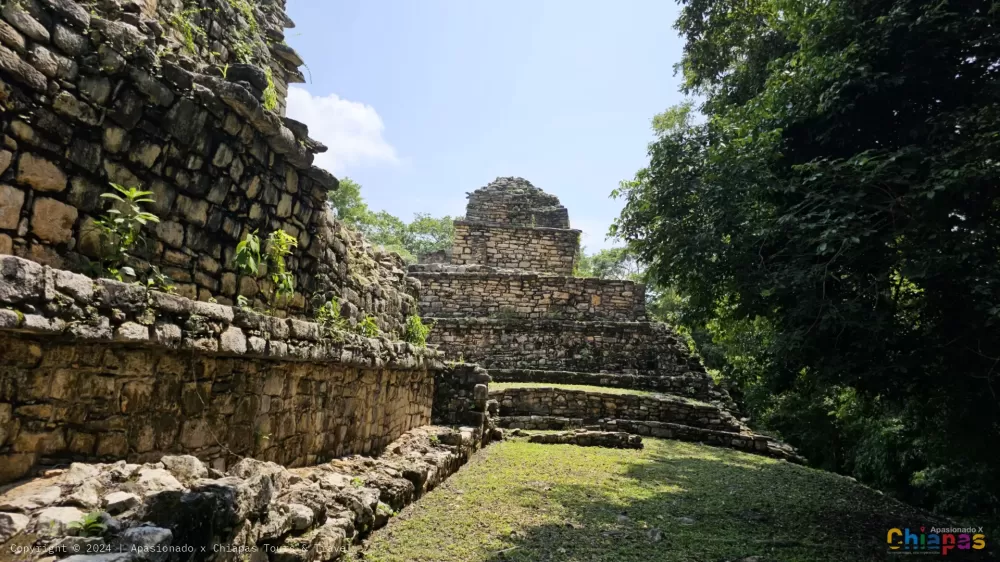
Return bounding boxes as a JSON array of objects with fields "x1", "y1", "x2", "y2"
[{"x1": 410, "y1": 177, "x2": 795, "y2": 459}]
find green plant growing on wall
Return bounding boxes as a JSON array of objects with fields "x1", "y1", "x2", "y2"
[
  {"x1": 233, "y1": 229, "x2": 262, "y2": 309},
  {"x1": 402, "y1": 315, "x2": 432, "y2": 347},
  {"x1": 262, "y1": 67, "x2": 279, "y2": 112},
  {"x1": 357, "y1": 315, "x2": 379, "y2": 338},
  {"x1": 68, "y1": 512, "x2": 107, "y2": 537},
  {"x1": 315, "y1": 297, "x2": 349, "y2": 338},
  {"x1": 265, "y1": 229, "x2": 298, "y2": 310},
  {"x1": 91, "y1": 183, "x2": 163, "y2": 283},
  {"x1": 233, "y1": 229, "x2": 298, "y2": 313},
  {"x1": 170, "y1": 7, "x2": 207, "y2": 54}
]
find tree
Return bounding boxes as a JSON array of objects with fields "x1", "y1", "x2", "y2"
[
  {"x1": 327, "y1": 177, "x2": 370, "y2": 226},
  {"x1": 613, "y1": 0, "x2": 1000, "y2": 514},
  {"x1": 327, "y1": 178, "x2": 455, "y2": 264}
]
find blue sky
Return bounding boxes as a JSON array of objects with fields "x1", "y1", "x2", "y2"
[{"x1": 285, "y1": 0, "x2": 686, "y2": 251}]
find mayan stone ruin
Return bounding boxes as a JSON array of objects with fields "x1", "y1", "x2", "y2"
[
  {"x1": 410, "y1": 177, "x2": 800, "y2": 461},
  {"x1": 0, "y1": 0, "x2": 801, "y2": 558}
]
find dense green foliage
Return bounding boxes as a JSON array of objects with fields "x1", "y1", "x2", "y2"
[
  {"x1": 402, "y1": 315, "x2": 432, "y2": 347},
  {"x1": 613, "y1": 0, "x2": 1000, "y2": 514},
  {"x1": 329, "y1": 178, "x2": 456, "y2": 263}
]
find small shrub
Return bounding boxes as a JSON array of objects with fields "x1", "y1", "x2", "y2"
[
  {"x1": 262, "y1": 67, "x2": 279, "y2": 111},
  {"x1": 357, "y1": 315, "x2": 379, "y2": 338},
  {"x1": 68, "y1": 512, "x2": 106, "y2": 537},
  {"x1": 402, "y1": 315, "x2": 432, "y2": 347},
  {"x1": 351, "y1": 476, "x2": 364, "y2": 488},
  {"x1": 316, "y1": 298, "x2": 349, "y2": 336},
  {"x1": 232, "y1": 229, "x2": 297, "y2": 313},
  {"x1": 89, "y1": 183, "x2": 162, "y2": 284}
]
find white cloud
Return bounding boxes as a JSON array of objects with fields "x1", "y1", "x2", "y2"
[{"x1": 285, "y1": 86, "x2": 399, "y2": 175}]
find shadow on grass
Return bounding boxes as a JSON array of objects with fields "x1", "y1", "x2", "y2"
[{"x1": 480, "y1": 443, "x2": 993, "y2": 562}]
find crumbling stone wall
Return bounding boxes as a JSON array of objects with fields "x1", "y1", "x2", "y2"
[
  {"x1": 428, "y1": 318, "x2": 702, "y2": 373},
  {"x1": 450, "y1": 221, "x2": 580, "y2": 274},
  {"x1": 464, "y1": 176, "x2": 570, "y2": 228},
  {"x1": 0, "y1": 256, "x2": 440, "y2": 484},
  {"x1": 432, "y1": 363, "x2": 491, "y2": 428},
  {"x1": 0, "y1": 0, "x2": 417, "y2": 334},
  {"x1": 492, "y1": 387, "x2": 744, "y2": 433},
  {"x1": 410, "y1": 266, "x2": 646, "y2": 321}
]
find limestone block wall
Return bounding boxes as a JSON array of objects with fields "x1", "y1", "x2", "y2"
[
  {"x1": 489, "y1": 368, "x2": 733, "y2": 406},
  {"x1": 450, "y1": 221, "x2": 580, "y2": 275},
  {"x1": 428, "y1": 318, "x2": 702, "y2": 373},
  {"x1": 465, "y1": 177, "x2": 570, "y2": 228},
  {"x1": 432, "y1": 363, "x2": 492, "y2": 428},
  {"x1": 410, "y1": 269, "x2": 646, "y2": 321},
  {"x1": 0, "y1": 0, "x2": 417, "y2": 334},
  {"x1": 491, "y1": 387, "x2": 744, "y2": 433},
  {"x1": 0, "y1": 256, "x2": 441, "y2": 484}
]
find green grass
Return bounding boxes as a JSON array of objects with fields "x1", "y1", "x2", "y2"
[
  {"x1": 489, "y1": 382, "x2": 660, "y2": 397},
  {"x1": 355, "y1": 438, "x2": 984, "y2": 562}
]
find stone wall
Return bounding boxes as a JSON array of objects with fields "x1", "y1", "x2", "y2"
[
  {"x1": 449, "y1": 221, "x2": 580, "y2": 275},
  {"x1": 431, "y1": 363, "x2": 491, "y2": 428},
  {"x1": 491, "y1": 387, "x2": 744, "y2": 433},
  {"x1": 409, "y1": 268, "x2": 646, "y2": 321},
  {"x1": 489, "y1": 368, "x2": 734, "y2": 408},
  {"x1": 0, "y1": 256, "x2": 441, "y2": 484},
  {"x1": 0, "y1": 0, "x2": 418, "y2": 335},
  {"x1": 464, "y1": 177, "x2": 569, "y2": 228},
  {"x1": 428, "y1": 318, "x2": 702, "y2": 373}
]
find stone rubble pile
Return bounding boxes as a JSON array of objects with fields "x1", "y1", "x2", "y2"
[{"x1": 0, "y1": 426, "x2": 485, "y2": 562}]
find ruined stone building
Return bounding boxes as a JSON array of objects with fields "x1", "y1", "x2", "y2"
[
  {"x1": 0, "y1": 1, "x2": 795, "y2": 557},
  {"x1": 411, "y1": 177, "x2": 797, "y2": 459}
]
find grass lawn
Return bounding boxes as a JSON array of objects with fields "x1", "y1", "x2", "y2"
[
  {"x1": 489, "y1": 382, "x2": 660, "y2": 397},
  {"x1": 354, "y1": 438, "x2": 987, "y2": 562}
]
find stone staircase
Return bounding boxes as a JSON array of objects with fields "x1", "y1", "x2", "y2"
[{"x1": 409, "y1": 177, "x2": 801, "y2": 462}]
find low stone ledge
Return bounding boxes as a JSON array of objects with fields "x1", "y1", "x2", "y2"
[
  {"x1": 498, "y1": 415, "x2": 584, "y2": 430},
  {"x1": 0, "y1": 255, "x2": 442, "y2": 370},
  {"x1": 489, "y1": 368, "x2": 738, "y2": 410},
  {"x1": 518, "y1": 429, "x2": 643, "y2": 450},
  {"x1": 590, "y1": 419, "x2": 804, "y2": 463},
  {"x1": 0, "y1": 426, "x2": 484, "y2": 561},
  {"x1": 491, "y1": 386, "x2": 745, "y2": 433}
]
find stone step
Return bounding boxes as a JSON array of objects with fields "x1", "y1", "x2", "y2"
[
  {"x1": 495, "y1": 414, "x2": 801, "y2": 462},
  {"x1": 490, "y1": 386, "x2": 745, "y2": 433},
  {"x1": 489, "y1": 368, "x2": 738, "y2": 410},
  {"x1": 587, "y1": 419, "x2": 804, "y2": 463}
]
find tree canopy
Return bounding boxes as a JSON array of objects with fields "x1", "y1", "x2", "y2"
[
  {"x1": 613, "y1": 0, "x2": 1000, "y2": 514},
  {"x1": 328, "y1": 178, "x2": 456, "y2": 263}
]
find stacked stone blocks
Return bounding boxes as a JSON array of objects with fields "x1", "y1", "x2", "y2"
[
  {"x1": 0, "y1": 0, "x2": 418, "y2": 335},
  {"x1": 411, "y1": 177, "x2": 797, "y2": 460}
]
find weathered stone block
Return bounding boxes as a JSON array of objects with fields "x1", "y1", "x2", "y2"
[
  {"x1": 31, "y1": 197, "x2": 78, "y2": 244},
  {"x1": 16, "y1": 153, "x2": 67, "y2": 192},
  {"x1": 0, "y1": 184, "x2": 25, "y2": 230}
]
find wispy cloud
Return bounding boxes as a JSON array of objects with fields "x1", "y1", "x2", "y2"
[{"x1": 285, "y1": 86, "x2": 399, "y2": 175}]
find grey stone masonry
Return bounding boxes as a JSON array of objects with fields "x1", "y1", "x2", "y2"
[
  {"x1": 450, "y1": 221, "x2": 580, "y2": 275},
  {"x1": 409, "y1": 265, "x2": 647, "y2": 321},
  {"x1": 0, "y1": 0, "x2": 418, "y2": 335},
  {"x1": 465, "y1": 177, "x2": 570, "y2": 228},
  {"x1": 0, "y1": 255, "x2": 442, "y2": 484},
  {"x1": 491, "y1": 386, "x2": 745, "y2": 433}
]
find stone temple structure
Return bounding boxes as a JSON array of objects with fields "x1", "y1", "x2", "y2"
[{"x1": 411, "y1": 177, "x2": 799, "y2": 459}]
